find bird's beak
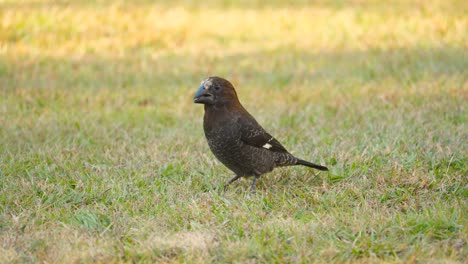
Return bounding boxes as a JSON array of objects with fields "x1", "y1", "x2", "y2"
[{"x1": 193, "y1": 85, "x2": 214, "y2": 104}]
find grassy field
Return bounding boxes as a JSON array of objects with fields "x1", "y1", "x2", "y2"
[{"x1": 0, "y1": 0, "x2": 467, "y2": 262}]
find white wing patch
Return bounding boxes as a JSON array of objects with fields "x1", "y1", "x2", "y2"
[{"x1": 263, "y1": 143, "x2": 272, "y2": 149}]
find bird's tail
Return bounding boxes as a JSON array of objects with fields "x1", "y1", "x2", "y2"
[{"x1": 296, "y1": 159, "x2": 328, "y2": 171}]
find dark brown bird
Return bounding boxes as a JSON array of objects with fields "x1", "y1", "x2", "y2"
[{"x1": 194, "y1": 76, "x2": 328, "y2": 192}]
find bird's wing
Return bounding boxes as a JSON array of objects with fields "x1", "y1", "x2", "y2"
[{"x1": 237, "y1": 114, "x2": 289, "y2": 153}]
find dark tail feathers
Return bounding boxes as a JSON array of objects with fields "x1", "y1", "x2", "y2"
[{"x1": 296, "y1": 159, "x2": 328, "y2": 171}]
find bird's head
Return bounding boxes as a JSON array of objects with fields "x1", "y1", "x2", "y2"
[{"x1": 193, "y1": 76, "x2": 239, "y2": 106}]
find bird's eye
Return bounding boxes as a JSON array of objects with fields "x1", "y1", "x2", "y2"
[{"x1": 214, "y1": 86, "x2": 220, "y2": 90}]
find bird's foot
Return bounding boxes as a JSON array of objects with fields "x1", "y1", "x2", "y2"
[
  {"x1": 224, "y1": 175, "x2": 241, "y2": 191},
  {"x1": 249, "y1": 177, "x2": 259, "y2": 194}
]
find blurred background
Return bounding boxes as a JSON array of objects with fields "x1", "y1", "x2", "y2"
[{"x1": 2, "y1": 0, "x2": 466, "y2": 153}]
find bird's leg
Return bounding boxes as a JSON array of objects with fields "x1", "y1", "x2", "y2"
[
  {"x1": 224, "y1": 174, "x2": 241, "y2": 191},
  {"x1": 250, "y1": 176, "x2": 259, "y2": 194}
]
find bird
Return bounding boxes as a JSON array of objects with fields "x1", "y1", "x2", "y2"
[{"x1": 193, "y1": 76, "x2": 328, "y2": 193}]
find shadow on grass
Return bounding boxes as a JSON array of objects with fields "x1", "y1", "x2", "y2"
[{"x1": 1, "y1": 45, "x2": 466, "y2": 95}]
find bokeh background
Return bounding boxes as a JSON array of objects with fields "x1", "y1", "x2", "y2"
[{"x1": 1, "y1": 0, "x2": 466, "y2": 262}]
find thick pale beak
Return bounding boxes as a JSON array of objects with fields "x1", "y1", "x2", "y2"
[{"x1": 193, "y1": 85, "x2": 214, "y2": 104}]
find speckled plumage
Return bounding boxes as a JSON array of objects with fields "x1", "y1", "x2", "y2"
[{"x1": 194, "y1": 76, "x2": 328, "y2": 192}]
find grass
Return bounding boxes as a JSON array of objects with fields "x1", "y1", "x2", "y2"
[{"x1": 0, "y1": 0, "x2": 467, "y2": 262}]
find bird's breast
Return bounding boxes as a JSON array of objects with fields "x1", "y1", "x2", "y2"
[
  {"x1": 203, "y1": 113, "x2": 244, "y2": 161},
  {"x1": 203, "y1": 119, "x2": 240, "y2": 151}
]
